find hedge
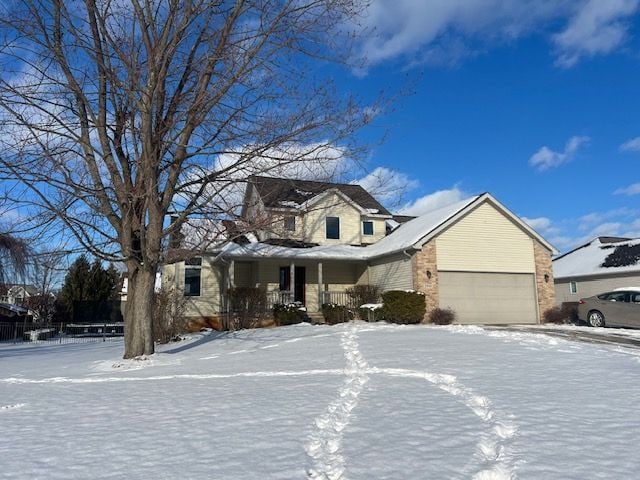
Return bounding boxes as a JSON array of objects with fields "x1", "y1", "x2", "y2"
[
  {"x1": 273, "y1": 302, "x2": 308, "y2": 326},
  {"x1": 380, "y1": 290, "x2": 426, "y2": 324},
  {"x1": 321, "y1": 303, "x2": 352, "y2": 325}
]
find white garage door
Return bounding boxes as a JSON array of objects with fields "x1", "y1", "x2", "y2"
[{"x1": 438, "y1": 271, "x2": 538, "y2": 324}]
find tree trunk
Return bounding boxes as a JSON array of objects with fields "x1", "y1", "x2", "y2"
[{"x1": 124, "y1": 265, "x2": 156, "y2": 358}]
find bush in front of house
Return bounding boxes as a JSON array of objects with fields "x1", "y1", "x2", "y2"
[
  {"x1": 322, "y1": 303, "x2": 352, "y2": 325},
  {"x1": 428, "y1": 307, "x2": 456, "y2": 325},
  {"x1": 380, "y1": 290, "x2": 426, "y2": 324},
  {"x1": 273, "y1": 302, "x2": 308, "y2": 326},
  {"x1": 358, "y1": 304, "x2": 384, "y2": 322},
  {"x1": 153, "y1": 285, "x2": 189, "y2": 343},
  {"x1": 346, "y1": 285, "x2": 381, "y2": 307},
  {"x1": 543, "y1": 303, "x2": 578, "y2": 324},
  {"x1": 228, "y1": 287, "x2": 268, "y2": 329}
]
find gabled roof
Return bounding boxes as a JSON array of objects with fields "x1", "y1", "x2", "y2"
[
  {"x1": 222, "y1": 192, "x2": 556, "y2": 261},
  {"x1": 245, "y1": 175, "x2": 391, "y2": 216},
  {"x1": 553, "y1": 237, "x2": 640, "y2": 280}
]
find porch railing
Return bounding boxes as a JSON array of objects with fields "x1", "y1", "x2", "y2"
[
  {"x1": 266, "y1": 290, "x2": 293, "y2": 308},
  {"x1": 321, "y1": 291, "x2": 359, "y2": 309}
]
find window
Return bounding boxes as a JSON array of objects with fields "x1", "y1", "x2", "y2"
[
  {"x1": 184, "y1": 257, "x2": 202, "y2": 296},
  {"x1": 326, "y1": 216, "x2": 340, "y2": 239},
  {"x1": 284, "y1": 216, "x2": 296, "y2": 232},
  {"x1": 569, "y1": 281, "x2": 578, "y2": 294},
  {"x1": 279, "y1": 266, "x2": 291, "y2": 291},
  {"x1": 362, "y1": 221, "x2": 374, "y2": 236}
]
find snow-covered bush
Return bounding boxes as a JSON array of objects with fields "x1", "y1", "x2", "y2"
[
  {"x1": 380, "y1": 290, "x2": 426, "y2": 324},
  {"x1": 428, "y1": 307, "x2": 456, "y2": 325},
  {"x1": 358, "y1": 303, "x2": 383, "y2": 322},
  {"x1": 273, "y1": 302, "x2": 307, "y2": 326},
  {"x1": 321, "y1": 303, "x2": 352, "y2": 325}
]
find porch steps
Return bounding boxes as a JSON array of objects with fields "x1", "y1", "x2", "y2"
[{"x1": 306, "y1": 312, "x2": 325, "y2": 325}]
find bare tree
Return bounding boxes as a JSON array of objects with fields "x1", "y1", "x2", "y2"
[
  {"x1": 0, "y1": 0, "x2": 378, "y2": 357},
  {"x1": 0, "y1": 234, "x2": 29, "y2": 283}
]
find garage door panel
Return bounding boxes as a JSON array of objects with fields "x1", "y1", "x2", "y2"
[{"x1": 438, "y1": 271, "x2": 537, "y2": 324}]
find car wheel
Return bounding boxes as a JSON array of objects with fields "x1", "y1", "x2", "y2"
[{"x1": 588, "y1": 310, "x2": 605, "y2": 328}]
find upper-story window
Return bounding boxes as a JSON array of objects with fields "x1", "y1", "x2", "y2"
[
  {"x1": 362, "y1": 221, "x2": 374, "y2": 236},
  {"x1": 284, "y1": 216, "x2": 296, "y2": 232},
  {"x1": 184, "y1": 257, "x2": 202, "y2": 296},
  {"x1": 326, "y1": 216, "x2": 340, "y2": 239}
]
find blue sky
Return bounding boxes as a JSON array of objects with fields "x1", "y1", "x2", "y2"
[{"x1": 343, "y1": 0, "x2": 640, "y2": 252}]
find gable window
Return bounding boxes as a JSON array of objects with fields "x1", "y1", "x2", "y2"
[
  {"x1": 184, "y1": 257, "x2": 202, "y2": 296},
  {"x1": 284, "y1": 216, "x2": 296, "y2": 232},
  {"x1": 569, "y1": 281, "x2": 578, "y2": 295},
  {"x1": 362, "y1": 221, "x2": 374, "y2": 236},
  {"x1": 326, "y1": 216, "x2": 340, "y2": 239}
]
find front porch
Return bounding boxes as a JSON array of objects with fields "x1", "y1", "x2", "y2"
[{"x1": 225, "y1": 259, "x2": 368, "y2": 313}]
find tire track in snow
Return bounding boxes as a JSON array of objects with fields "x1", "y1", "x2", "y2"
[
  {"x1": 370, "y1": 367, "x2": 518, "y2": 479},
  {"x1": 305, "y1": 323, "x2": 369, "y2": 480}
]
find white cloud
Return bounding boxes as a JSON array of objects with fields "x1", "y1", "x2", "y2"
[
  {"x1": 398, "y1": 186, "x2": 470, "y2": 216},
  {"x1": 553, "y1": 0, "x2": 640, "y2": 68},
  {"x1": 522, "y1": 216, "x2": 551, "y2": 231},
  {"x1": 614, "y1": 183, "x2": 640, "y2": 196},
  {"x1": 355, "y1": 0, "x2": 639, "y2": 70},
  {"x1": 529, "y1": 135, "x2": 589, "y2": 171},
  {"x1": 620, "y1": 136, "x2": 640, "y2": 152},
  {"x1": 352, "y1": 167, "x2": 419, "y2": 207}
]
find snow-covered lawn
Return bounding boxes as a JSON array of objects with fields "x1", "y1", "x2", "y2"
[{"x1": 2, "y1": 322, "x2": 640, "y2": 479}]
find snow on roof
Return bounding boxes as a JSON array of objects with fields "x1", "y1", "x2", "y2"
[
  {"x1": 221, "y1": 196, "x2": 480, "y2": 261},
  {"x1": 553, "y1": 237, "x2": 640, "y2": 280}
]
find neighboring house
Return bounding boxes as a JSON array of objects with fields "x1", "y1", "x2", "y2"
[
  {"x1": 0, "y1": 284, "x2": 38, "y2": 306},
  {"x1": 553, "y1": 237, "x2": 640, "y2": 304},
  {"x1": 163, "y1": 176, "x2": 557, "y2": 325}
]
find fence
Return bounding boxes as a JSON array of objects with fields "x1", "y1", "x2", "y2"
[{"x1": 0, "y1": 321, "x2": 124, "y2": 345}]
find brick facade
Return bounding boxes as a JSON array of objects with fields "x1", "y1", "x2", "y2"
[
  {"x1": 412, "y1": 241, "x2": 439, "y2": 322},
  {"x1": 534, "y1": 240, "x2": 556, "y2": 321}
]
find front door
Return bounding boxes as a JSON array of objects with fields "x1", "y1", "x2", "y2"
[{"x1": 294, "y1": 266, "x2": 306, "y2": 305}]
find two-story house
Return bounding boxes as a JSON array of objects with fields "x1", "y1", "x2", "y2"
[{"x1": 163, "y1": 175, "x2": 557, "y2": 327}]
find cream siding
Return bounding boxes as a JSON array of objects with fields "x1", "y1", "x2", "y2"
[
  {"x1": 368, "y1": 253, "x2": 413, "y2": 292},
  {"x1": 304, "y1": 192, "x2": 363, "y2": 245},
  {"x1": 360, "y1": 216, "x2": 387, "y2": 244},
  {"x1": 436, "y1": 202, "x2": 535, "y2": 273},
  {"x1": 166, "y1": 256, "x2": 223, "y2": 317},
  {"x1": 555, "y1": 274, "x2": 640, "y2": 304}
]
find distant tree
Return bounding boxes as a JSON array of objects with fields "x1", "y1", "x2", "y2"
[
  {"x1": 0, "y1": 234, "x2": 29, "y2": 284},
  {"x1": 57, "y1": 255, "x2": 92, "y2": 321},
  {"x1": 57, "y1": 255, "x2": 119, "y2": 322},
  {"x1": 87, "y1": 260, "x2": 117, "y2": 301}
]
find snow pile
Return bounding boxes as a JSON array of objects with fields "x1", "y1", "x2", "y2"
[{"x1": 2, "y1": 323, "x2": 640, "y2": 479}]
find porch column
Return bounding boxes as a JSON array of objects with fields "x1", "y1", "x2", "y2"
[
  {"x1": 317, "y1": 262, "x2": 323, "y2": 307},
  {"x1": 290, "y1": 261, "x2": 295, "y2": 302},
  {"x1": 229, "y1": 260, "x2": 235, "y2": 289}
]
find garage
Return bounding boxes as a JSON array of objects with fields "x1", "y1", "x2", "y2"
[{"x1": 438, "y1": 271, "x2": 538, "y2": 324}]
